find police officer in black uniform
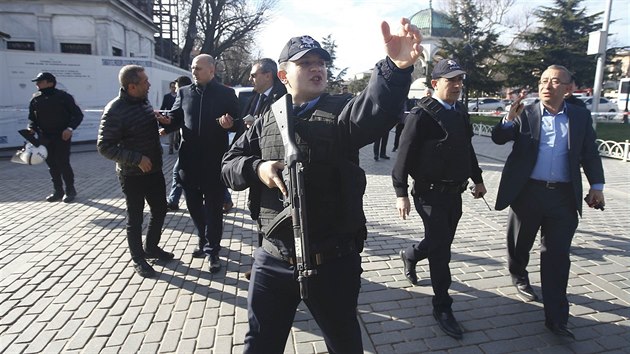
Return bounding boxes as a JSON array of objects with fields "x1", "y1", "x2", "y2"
[
  {"x1": 222, "y1": 19, "x2": 422, "y2": 354},
  {"x1": 393, "y1": 59, "x2": 487, "y2": 340},
  {"x1": 28, "y1": 72, "x2": 84, "y2": 203}
]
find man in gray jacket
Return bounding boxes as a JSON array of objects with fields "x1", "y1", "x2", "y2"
[{"x1": 97, "y1": 65, "x2": 174, "y2": 278}]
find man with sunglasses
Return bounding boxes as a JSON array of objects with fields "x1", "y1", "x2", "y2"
[
  {"x1": 492, "y1": 64, "x2": 605, "y2": 339},
  {"x1": 394, "y1": 58, "x2": 487, "y2": 339}
]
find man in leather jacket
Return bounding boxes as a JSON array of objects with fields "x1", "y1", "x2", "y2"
[{"x1": 97, "y1": 65, "x2": 174, "y2": 278}]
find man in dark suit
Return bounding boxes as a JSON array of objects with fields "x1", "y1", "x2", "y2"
[
  {"x1": 159, "y1": 54, "x2": 241, "y2": 273},
  {"x1": 160, "y1": 81, "x2": 178, "y2": 154},
  {"x1": 243, "y1": 58, "x2": 287, "y2": 124},
  {"x1": 492, "y1": 64, "x2": 605, "y2": 339}
]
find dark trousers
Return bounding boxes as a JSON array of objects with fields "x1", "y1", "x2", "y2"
[
  {"x1": 393, "y1": 123, "x2": 404, "y2": 151},
  {"x1": 44, "y1": 136, "x2": 74, "y2": 192},
  {"x1": 405, "y1": 190, "x2": 462, "y2": 311},
  {"x1": 184, "y1": 182, "x2": 224, "y2": 256},
  {"x1": 507, "y1": 181, "x2": 578, "y2": 325},
  {"x1": 118, "y1": 172, "x2": 168, "y2": 260},
  {"x1": 373, "y1": 131, "x2": 389, "y2": 157},
  {"x1": 244, "y1": 248, "x2": 363, "y2": 354}
]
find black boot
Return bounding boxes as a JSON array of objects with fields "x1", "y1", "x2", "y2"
[
  {"x1": 46, "y1": 190, "x2": 64, "y2": 202},
  {"x1": 63, "y1": 187, "x2": 77, "y2": 203}
]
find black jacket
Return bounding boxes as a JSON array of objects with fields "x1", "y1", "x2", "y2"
[
  {"x1": 97, "y1": 89, "x2": 163, "y2": 176},
  {"x1": 222, "y1": 57, "x2": 413, "y2": 236},
  {"x1": 28, "y1": 87, "x2": 83, "y2": 138},
  {"x1": 165, "y1": 79, "x2": 241, "y2": 188},
  {"x1": 392, "y1": 100, "x2": 483, "y2": 197},
  {"x1": 160, "y1": 92, "x2": 176, "y2": 110}
]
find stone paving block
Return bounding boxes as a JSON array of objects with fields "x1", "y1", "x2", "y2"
[
  {"x1": 167, "y1": 311, "x2": 187, "y2": 331},
  {"x1": 55, "y1": 318, "x2": 83, "y2": 340},
  {"x1": 23, "y1": 330, "x2": 57, "y2": 354},
  {"x1": 119, "y1": 305, "x2": 142, "y2": 325},
  {"x1": 104, "y1": 323, "x2": 132, "y2": 347},
  {"x1": 196, "y1": 326, "x2": 216, "y2": 350},
  {"x1": 44, "y1": 310, "x2": 73, "y2": 331},
  {"x1": 119, "y1": 332, "x2": 145, "y2": 354},
  {"x1": 94, "y1": 316, "x2": 120, "y2": 337},
  {"x1": 158, "y1": 330, "x2": 181, "y2": 353},
  {"x1": 214, "y1": 336, "x2": 234, "y2": 354},
  {"x1": 65, "y1": 327, "x2": 96, "y2": 350}
]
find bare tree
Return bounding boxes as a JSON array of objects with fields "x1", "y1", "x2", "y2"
[{"x1": 179, "y1": 0, "x2": 276, "y2": 70}]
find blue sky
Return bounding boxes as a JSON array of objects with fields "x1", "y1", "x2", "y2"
[{"x1": 256, "y1": 0, "x2": 630, "y2": 77}]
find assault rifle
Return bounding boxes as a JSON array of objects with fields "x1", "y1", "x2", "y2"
[{"x1": 271, "y1": 94, "x2": 316, "y2": 299}]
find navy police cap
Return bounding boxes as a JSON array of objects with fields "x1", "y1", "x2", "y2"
[{"x1": 278, "y1": 35, "x2": 331, "y2": 63}]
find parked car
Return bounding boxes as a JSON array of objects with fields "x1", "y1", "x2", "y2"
[
  {"x1": 579, "y1": 97, "x2": 619, "y2": 119},
  {"x1": 468, "y1": 98, "x2": 505, "y2": 112},
  {"x1": 505, "y1": 97, "x2": 539, "y2": 112}
]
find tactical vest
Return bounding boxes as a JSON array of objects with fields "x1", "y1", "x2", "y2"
[
  {"x1": 414, "y1": 97, "x2": 472, "y2": 182},
  {"x1": 258, "y1": 94, "x2": 366, "y2": 244}
]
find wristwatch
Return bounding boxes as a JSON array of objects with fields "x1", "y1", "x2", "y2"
[{"x1": 67, "y1": 127, "x2": 73, "y2": 131}]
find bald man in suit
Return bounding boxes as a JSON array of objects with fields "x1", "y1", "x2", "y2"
[{"x1": 492, "y1": 64, "x2": 605, "y2": 339}]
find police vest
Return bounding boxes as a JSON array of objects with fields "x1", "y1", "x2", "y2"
[
  {"x1": 258, "y1": 94, "x2": 366, "y2": 244},
  {"x1": 414, "y1": 97, "x2": 472, "y2": 182}
]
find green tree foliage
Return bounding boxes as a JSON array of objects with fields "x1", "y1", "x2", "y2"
[
  {"x1": 503, "y1": 0, "x2": 601, "y2": 89},
  {"x1": 320, "y1": 34, "x2": 348, "y2": 93},
  {"x1": 438, "y1": 0, "x2": 505, "y2": 100}
]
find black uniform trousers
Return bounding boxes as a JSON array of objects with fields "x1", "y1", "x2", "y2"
[
  {"x1": 244, "y1": 247, "x2": 363, "y2": 354},
  {"x1": 392, "y1": 123, "x2": 404, "y2": 151},
  {"x1": 184, "y1": 182, "x2": 224, "y2": 257},
  {"x1": 118, "y1": 172, "x2": 168, "y2": 260},
  {"x1": 404, "y1": 189, "x2": 462, "y2": 312},
  {"x1": 507, "y1": 181, "x2": 578, "y2": 325},
  {"x1": 373, "y1": 131, "x2": 389, "y2": 157},
  {"x1": 43, "y1": 136, "x2": 74, "y2": 192}
]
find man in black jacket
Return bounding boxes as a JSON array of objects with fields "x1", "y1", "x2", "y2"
[
  {"x1": 393, "y1": 59, "x2": 487, "y2": 339},
  {"x1": 97, "y1": 65, "x2": 174, "y2": 278},
  {"x1": 222, "y1": 19, "x2": 422, "y2": 353},
  {"x1": 160, "y1": 81, "x2": 178, "y2": 154},
  {"x1": 28, "y1": 72, "x2": 83, "y2": 203},
  {"x1": 161, "y1": 54, "x2": 241, "y2": 273}
]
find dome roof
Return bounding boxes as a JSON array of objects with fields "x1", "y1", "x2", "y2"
[{"x1": 410, "y1": 6, "x2": 461, "y2": 38}]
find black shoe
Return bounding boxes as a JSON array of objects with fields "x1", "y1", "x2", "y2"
[
  {"x1": 380, "y1": 154, "x2": 390, "y2": 160},
  {"x1": 133, "y1": 258, "x2": 156, "y2": 278},
  {"x1": 400, "y1": 250, "x2": 418, "y2": 285},
  {"x1": 166, "y1": 202, "x2": 179, "y2": 211},
  {"x1": 545, "y1": 322, "x2": 575, "y2": 339},
  {"x1": 144, "y1": 247, "x2": 175, "y2": 261},
  {"x1": 373, "y1": 155, "x2": 379, "y2": 161},
  {"x1": 244, "y1": 269, "x2": 252, "y2": 280},
  {"x1": 209, "y1": 254, "x2": 221, "y2": 273},
  {"x1": 192, "y1": 248, "x2": 206, "y2": 258},
  {"x1": 515, "y1": 282, "x2": 539, "y2": 301},
  {"x1": 46, "y1": 191, "x2": 64, "y2": 202},
  {"x1": 62, "y1": 188, "x2": 77, "y2": 203},
  {"x1": 392, "y1": 148, "x2": 397, "y2": 152},
  {"x1": 433, "y1": 309, "x2": 463, "y2": 339}
]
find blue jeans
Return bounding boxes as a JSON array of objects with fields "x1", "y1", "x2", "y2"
[{"x1": 167, "y1": 158, "x2": 182, "y2": 205}]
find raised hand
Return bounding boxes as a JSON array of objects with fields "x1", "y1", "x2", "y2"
[{"x1": 381, "y1": 18, "x2": 423, "y2": 69}]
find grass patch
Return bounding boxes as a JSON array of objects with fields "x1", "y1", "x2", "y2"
[{"x1": 471, "y1": 115, "x2": 630, "y2": 142}]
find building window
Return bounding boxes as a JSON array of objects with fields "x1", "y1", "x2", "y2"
[
  {"x1": 112, "y1": 47, "x2": 123, "y2": 56},
  {"x1": 7, "y1": 41, "x2": 35, "y2": 51},
  {"x1": 60, "y1": 43, "x2": 92, "y2": 54}
]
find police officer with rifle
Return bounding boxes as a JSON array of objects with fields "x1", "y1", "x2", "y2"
[{"x1": 222, "y1": 18, "x2": 422, "y2": 354}]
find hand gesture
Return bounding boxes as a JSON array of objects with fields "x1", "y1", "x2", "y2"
[
  {"x1": 396, "y1": 196, "x2": 411, "y2": 220},
  {"x1": 257, "y1": 160, "x2": 287, "y2": 196},
  {"x1": 155, "y1": 111, "x2": 171, "y2": 125},
  {"x1": 381, "y1": 18, "x2": 423, "y2": 69},
  {"x1": 506, "y1": 91, "x2": 526, "y2": 122},
  {"x1": 217, "y1": 114, "x2": 234, "y2": 129}
]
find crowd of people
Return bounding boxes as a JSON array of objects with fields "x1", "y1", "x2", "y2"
[{"x1": 23, "y1": 16, "x2": 606, "y2": 350}]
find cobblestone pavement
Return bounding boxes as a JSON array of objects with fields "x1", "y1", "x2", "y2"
[{"x1": 1, "y1": 135, "x2": 628, "y2": 354}]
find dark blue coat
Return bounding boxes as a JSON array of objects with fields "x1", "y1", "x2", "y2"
[{"x1": 167, "y1": 79, "x2": 240, "y2": 188}]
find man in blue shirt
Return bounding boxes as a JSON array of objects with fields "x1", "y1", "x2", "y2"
[{"x1": 492, "y1": 64, "x2": 605, "y2": 339}]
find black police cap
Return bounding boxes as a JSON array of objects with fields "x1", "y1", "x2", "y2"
[
  {"x1": 278, "y1": 35, "x2": 331, "y2": 63},
  {"x1": 31, "y1": 72, "x2": 56, "y2": 82}
]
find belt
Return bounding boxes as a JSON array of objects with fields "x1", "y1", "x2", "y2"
[
  {"x1": 261, "y1": 237, "x2": 358, "y2": 266},
  {"x1": 418, "y1": 180, "x2": 468, "y2": 194},
  {"x1": 528, "y1": 179, "x2": 570, "y2": 190}
]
